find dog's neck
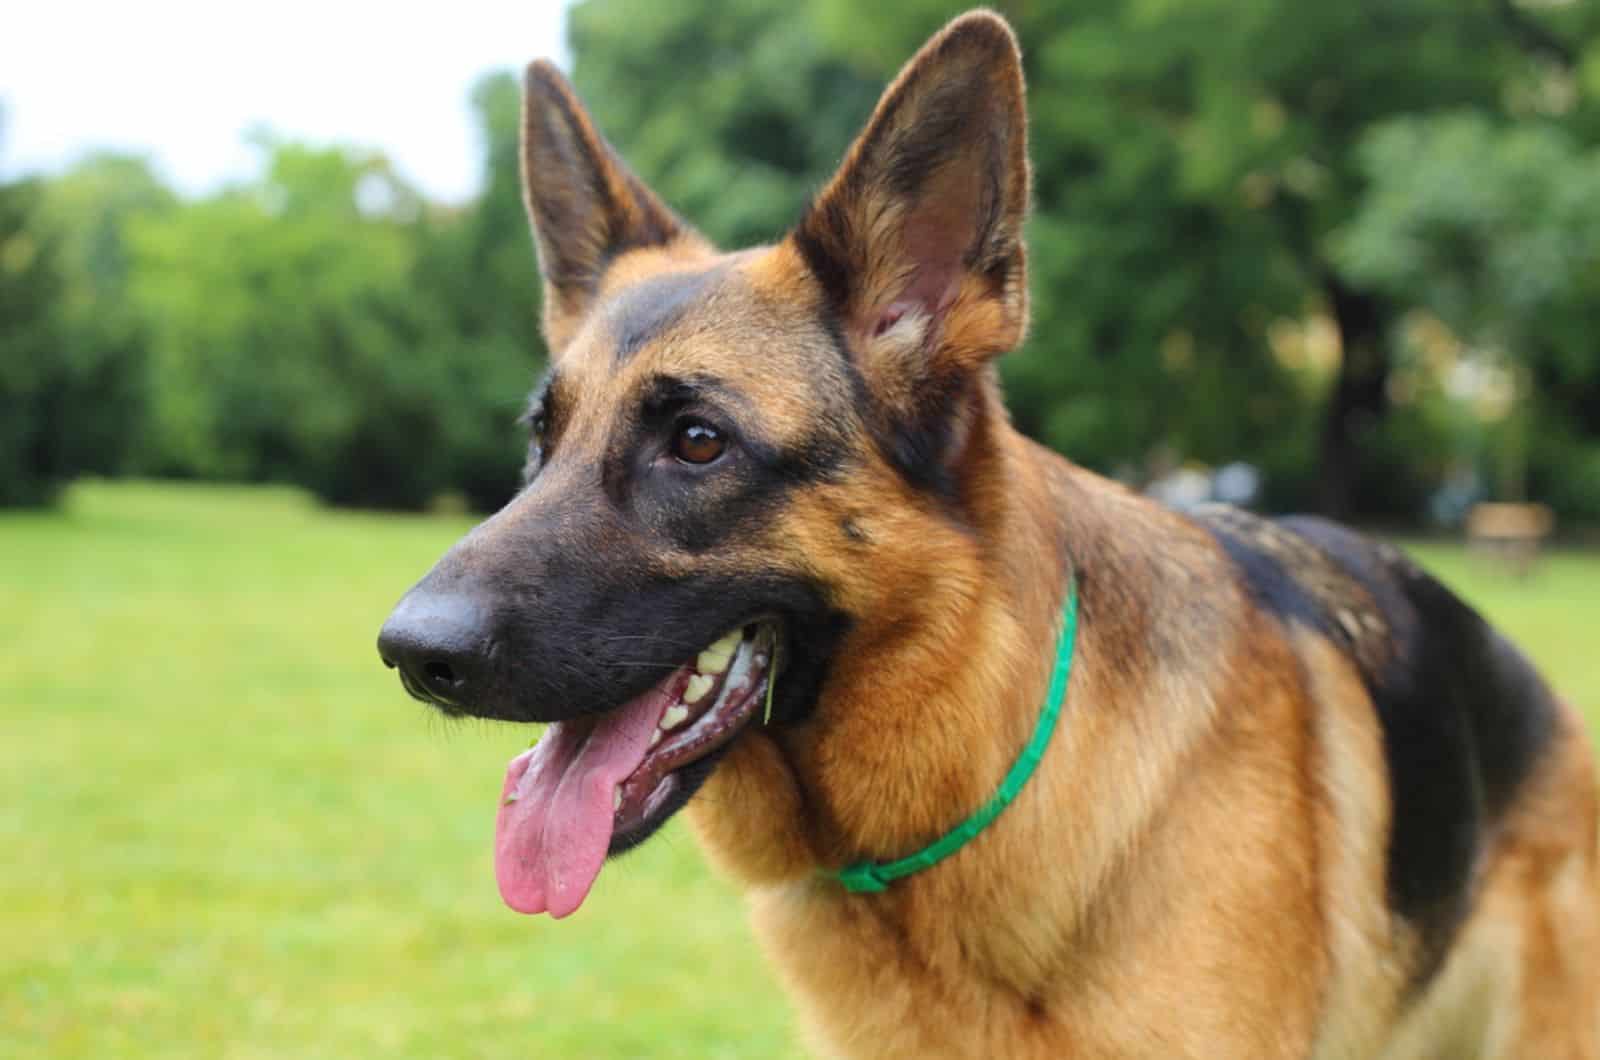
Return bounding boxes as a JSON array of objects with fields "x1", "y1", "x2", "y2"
[
  {"x1": 784, "y1": 391, "x2": 1074, "y2": 867},
  {"x1": 693, "y1": 383, "x2": 1097, "y2": 869}
]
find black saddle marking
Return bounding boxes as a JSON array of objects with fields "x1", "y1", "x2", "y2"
[{"x1": 1195, "y1": 507, "x2": 1557, "y2": 983}]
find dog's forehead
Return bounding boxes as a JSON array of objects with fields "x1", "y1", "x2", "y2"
[
  {"x1": 559, "y1": 250, "x2": 846, "y2": 413},
  {"x1": 602, "y1": 268, "x2": 726, "y2": 363}
]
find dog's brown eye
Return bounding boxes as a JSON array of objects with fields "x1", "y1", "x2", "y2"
[{"x1": 671, "y1": 421, "x2": 726, "y2": 465}]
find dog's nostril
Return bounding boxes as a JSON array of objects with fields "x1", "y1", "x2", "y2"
[
  {"x1": 378, "y1": 592, "x2": 490, "y2": 706},
  {"x1": 423, "y1": 660, "x2": 458, "y2": 687}
]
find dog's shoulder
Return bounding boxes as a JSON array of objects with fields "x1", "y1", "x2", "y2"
[{"x1": 1189, "y1": 505, "x2": 1560, "y2": 975}]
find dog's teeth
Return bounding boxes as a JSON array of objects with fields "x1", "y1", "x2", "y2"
[
  {"x1": 650, "y1": 729, "x2": 662, "y2": 748},
  {"x1": 661, "y1": 705, "x2": 690, "y2": 730},
  {"x1": 683, "y1": 673, "x2": 715, "y2": 704},
  {"x1": 697, "y1": 649, "x2": 732, "y2": 675},
  {"x1": 613, "y1": 789, "x2": 622, "y2": 812},
  {"x1": 697, "y1": 631, "x2": 740, "y2": 675}
]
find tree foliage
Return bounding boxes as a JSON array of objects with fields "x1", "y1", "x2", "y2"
[
  {"x1": 562, "y1": 0, "x2": 1600, "y2": 516},
  {"x1": 1, "y1": 83, "x2": 540, "y2": 510},
  {"x1": 3, "y1": 0, "x2": 1599, "y2": 521},
  {"x1": 0, "y1": 176, "x2": 69, "y2": 505},
  {"x1": 1340, "y1": 114, "x2": 1600, "y2": 516}
]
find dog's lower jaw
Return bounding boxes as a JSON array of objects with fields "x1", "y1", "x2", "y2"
[{"x1": 685, "y1": 729, "x2": 819, "y2": 885}]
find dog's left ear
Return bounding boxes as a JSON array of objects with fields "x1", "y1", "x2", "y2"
[
  {"x1": 521, "y1": 61, "x2": 698, "y2": 351},
  {"x1": 789, "y1": 12, "x2": 1029, "y2": 378}
]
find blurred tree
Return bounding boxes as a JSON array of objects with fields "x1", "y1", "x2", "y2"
[
  {"x1": 9, "y1": 2, "x2": 1600, "y2": 522},
  {"x1": 124, "y1": 118, "x2": 540, "y2": 510},
  {"x1": 568, "y1": 0, "x2": 882, "y2": 247},
  {"x1": 0, "y1": 175, "x2": 70, "y2": 505},
  {"x1": 409, "y1": 72, "x2": 546, "y2": 511},
  {"x1": 1339, "y1": 114, "x2": 1600, "y2": 518},
  {"x1": 35, "y1": 153, "x2": 176, "y2": 477},
  {"x1": 126, "y1": 141, "x2": 452, "y2": 507},
  {"x1": 807, "y1": 0, "x2": 1596, "y2": 516}
]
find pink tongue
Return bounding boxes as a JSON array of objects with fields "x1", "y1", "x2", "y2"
[{"x1": 494, "y1": 685, "x2": 671, "y2": 917}]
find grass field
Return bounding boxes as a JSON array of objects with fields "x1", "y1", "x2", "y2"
[{"x1": 4, "y1": 481, "x2": 1598, "y2": 1058}]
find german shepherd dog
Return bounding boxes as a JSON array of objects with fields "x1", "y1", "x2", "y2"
[{"x1": 378, "y1": 12, "x2": 1600, "y2": 1057}]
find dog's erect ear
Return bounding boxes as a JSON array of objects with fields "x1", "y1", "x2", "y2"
[
  {"x1": 790, "y1": 12, "x2": 1029, "y2": 376},
  {"x1": 521, "y1": 61, "x2": 695, "y2": 350}
]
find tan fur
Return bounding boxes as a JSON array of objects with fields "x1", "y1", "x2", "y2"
[
  {"x1": 1378, "y1": 701, "x2": 1600, "y2": 1060},
  {"x1": 506, "y1": 11, "x2": 1600, "y2": 1056}
]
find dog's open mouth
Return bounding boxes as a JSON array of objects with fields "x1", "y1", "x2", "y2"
[{"x1": 493, "y1": 623, "x2": 777, "y2": 917}]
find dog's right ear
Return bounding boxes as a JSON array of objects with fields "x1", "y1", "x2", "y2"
[
  {"x1": 521, "y1": 61, "x2": 694, "y2": 351},
  {"x1": 787, "y1": 12, "x2": 1029, "y2": 378}
]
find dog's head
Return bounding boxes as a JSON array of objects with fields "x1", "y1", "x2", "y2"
[{"x1": 377, "y1": 11, "x2": 1029, "y2": 917}]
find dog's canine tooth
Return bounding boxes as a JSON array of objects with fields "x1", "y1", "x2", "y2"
[
  {"x1": 661, "y1": 705, "x2": 690, "y2": 730},
  {"x1": 649, "y1": 729, "x2": 662, "y2": 748},
  {"x1": 684, "y1": 673, "x2": 715, "y2": 704}
]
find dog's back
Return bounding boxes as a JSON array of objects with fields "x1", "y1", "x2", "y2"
[{"x1": 1192, "y1": 505, "x2": 1599, "y2": 1056}]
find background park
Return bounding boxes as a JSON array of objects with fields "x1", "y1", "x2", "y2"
[{"x1": 4, "y1": 0, "x2": 1599, "y2": 1055}]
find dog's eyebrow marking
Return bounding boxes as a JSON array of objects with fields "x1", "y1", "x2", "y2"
[
  {"x1": 521, "y1": 369, "x2": 574, "y2": 460},
  {"x1": 523, "y1": 369, "x2": 572, "y2": 435},
  {"x1": 522, "y1": 370, "x2": 557, "y2": 424},
  {"x1": 605, "y1": 268, "x2": 723, "y2": 362},
  {"x1": 636, "y1": 373, "x2": 749, "y2": 418}
]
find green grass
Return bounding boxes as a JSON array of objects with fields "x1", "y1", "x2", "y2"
[
  {"x1": 1, "y1": 482, "x2": 800, "y2": 1059},
  {"x1": 3, "y1": 482, "x2": 1597, "y2": 1058}
]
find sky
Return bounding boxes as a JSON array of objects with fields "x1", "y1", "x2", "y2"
[{"x1": 1, "y1": 0, "x2": 572, "y2": 203}]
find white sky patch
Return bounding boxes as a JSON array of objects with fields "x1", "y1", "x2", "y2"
[{"x1": 1, "y1": 0, "x2": 571, "y2": 203}]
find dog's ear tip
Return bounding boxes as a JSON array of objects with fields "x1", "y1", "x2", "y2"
[
  {"x1": 520, "y1": 61, "x2": 596, "y2": 150},
  {"x1": 899, "y1": 11, "x2": 1026, "y2": 112},
  {"x1": 524, "y1": 57, "x2": 563, "y2": 80},
  {"x1": 941, "y1": 10, "x2": 1020, "y2": 44},
  {"x1": 931, "y1": 10, "x2": 1023, "y2": 63},
  {"x1": 523, "y1": 59, "x2": 573, "y2": 101}
]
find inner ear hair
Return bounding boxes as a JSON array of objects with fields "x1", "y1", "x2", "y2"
[{"x1": 790, "y1": 11, "x2": 1029, "y2": 367}]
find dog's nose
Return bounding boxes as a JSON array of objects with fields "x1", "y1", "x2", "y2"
[{"x1": 377, "y1": 590, "x2": 495, "y2": 709}]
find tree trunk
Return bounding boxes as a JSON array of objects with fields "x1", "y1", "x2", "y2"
[{"x1": 1317, "y1": 274, "x2": 1390, "y2": 520}]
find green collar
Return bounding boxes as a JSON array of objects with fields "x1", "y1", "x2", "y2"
[{"x1": 833, "y1": 576, "x2": 1080, "y2": 894}]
